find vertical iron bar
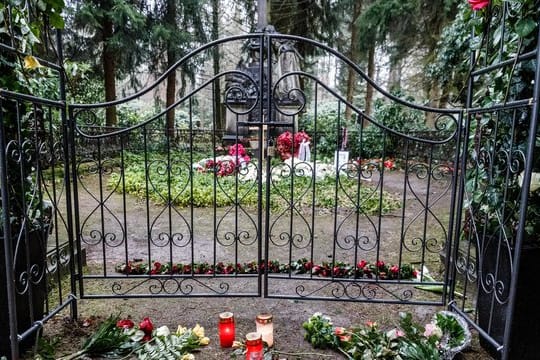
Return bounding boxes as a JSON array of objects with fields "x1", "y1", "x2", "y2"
[
  {"x1": 211, "y1": 82, "x2": 217, "y2": 275},
  {"x1": 0, "y1": 98, "x2": 20, "y2": 360},
  {"x1": 189, "y1": 98, "x2": 195, "y2": 273},
  {"x1": 309, "y1": 84, "x2": 319, "y2": 279},
  {"x1": 331, "y1": 101, "x2": 342, "y2": 278},
  {"x1": 262, "y1": 32, "x2": 270, "y2": 297},
  {"x1": 55, "y1": 29, "x2": 77, "y2": 315},
  {"x1": 445, "y1": 111, "x2": 464, "y2": 307},
  {"x1": 501, "y1": 24, "x2": 540, "y2": 360},
  {"x1": 120, "y1": 133, "x2": 129, "y2": 273},
  {"x1": 398, "y1": 140, "x2": 410, "y2": 280},
  {"x1": 143, "y1": 127, "x2": 152, "y2": 271}
]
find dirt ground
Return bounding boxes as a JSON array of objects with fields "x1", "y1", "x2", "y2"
[
  {"x1": 33, "y1": 297, "x2": 494, "y2": 359},
  {"x1": 32, "y1": 169, "x2": 494, "y2": 359}
]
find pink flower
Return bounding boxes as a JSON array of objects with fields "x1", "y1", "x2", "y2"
[
  {"x1": 334, "y1": 327, "x2": 351, "y2": 342},
  {"x1": 366, "y1": 321, "x2": 377, "y2": 328},
  {"x1": 390, "y1": 265, "x2": 399, "y2": 274},
  {"x1": 229, "y1": 143, "x2": 246, "y2": 157},
  {"x1": 468, "y1": 0, "x2": 489, "y2": 10},
  {"x1": 424, "y1": 323, "x2": 443, "y2": 338},
  {"x1": 376, "y1": 260, "x2": 385, "y2": 269}
]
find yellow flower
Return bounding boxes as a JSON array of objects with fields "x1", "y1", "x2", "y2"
[
  {"x1": 199, "y1": 336, "x2": 210, "y2": 346},
  {"x1": 176, "y1": 325, "x2": 187, "y2": 335},
  {"x1": 181, "y1": 354, "x2": 194, "y2": 360},
  {"x1": 23, "y1": 55, "x2": 42, "y2": 70},
  {"x1": 232, "y1": 340, "x2": 243, "y2": 348},
  {"x1": 192, "y1": 324, "x2": 205, "y2": 338}
]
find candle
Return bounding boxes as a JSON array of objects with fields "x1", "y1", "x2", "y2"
[
  {"x1": 245, "y1": 332, "x2": 263, "y2": 360},
  {"x1": 256, "y1": 313, "x2": 273, "y2": 347},
  {"x1": 218, "y1": 312, "x2": 235, "y2": 347}
]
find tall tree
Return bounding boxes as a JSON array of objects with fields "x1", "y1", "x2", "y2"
[
  {"x1": 67, "y1": 0, "x2": 147, "y2": 126},
  {"x1": 212, "y1": 0, "x2": 224, "y2": 131},
  {"x1": 344, "y1": 0, "x2": 362, "y2": 120},
  {"x1": 147, "y1": 0, "x2": 209, "y2": 136},
  {"x1": 356, "y1": 0, "x2": 458, "y2": 105}
]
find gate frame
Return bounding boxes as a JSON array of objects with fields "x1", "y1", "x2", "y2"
[{"x1": 0, "y1": 10, "x2": 538, "y2": 360}]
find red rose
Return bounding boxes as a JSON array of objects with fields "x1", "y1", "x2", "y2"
[
  {"x1": 139, "y1": 317, "x2": 154, "y2": 337},
  {"x1": 357, "y1": 260, "x2": 367, "y2": 269},
  {"x1": 376, "y1": 260, "x2": 385, "y2": 268},
  {"x1": 116, "y1": 319, "x2": 134, "y2": 329},
  {"x1": 383, "y1": 160, "x2": 394, "y2": 169},
  {"x1": 468, "y1": 0, "x2": 489, "y2": 10},
  {"x1": 390, "y1": 265, "x2": 399, "y2": 274}
]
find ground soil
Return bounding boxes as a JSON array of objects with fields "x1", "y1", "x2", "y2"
[
  {"x1": 30, "y1": 170, "x2": 494, "y2": 359},
  {"x1": 32, "y1": 298, "x2": 494, "y2": 359}
]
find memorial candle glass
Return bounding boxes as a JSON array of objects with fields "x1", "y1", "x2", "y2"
[
  {"x1": 255, "y1": 313, "x2": 273, "y2": 347},
  {"x1": 245, "y1": 332, "x2": 263, "y2": 360},
  {"x1": 218, "y1": 312, "x2": 235, "y2": 347}
]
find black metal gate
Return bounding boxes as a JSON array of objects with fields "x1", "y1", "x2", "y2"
[
  {"x1": 69, "y1": 33, "x2": 461, "y2": 305},
  {"x1": 2, "y1": 10, "x2": 539, "y2": 358}
]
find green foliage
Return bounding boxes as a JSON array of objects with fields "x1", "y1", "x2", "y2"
[
  {"x1": 426, "y1": 2, "x2": 473, "y2": 102},
  {"x1": 300, "y1": 96, "x2": 427, "y2": 161},
  {"x1": 438, "y1": 0, "x2": 540, "y2": 243},
  {"x1": 353, "y1": 94, "x2": 427, "y2": 159},
  {"x1": 304, "y1": 311, "x2": 470, "y2": 360},
  {"x1": 57, "y1": 315, "x2": 131, "y2": 360},
  {"x1": 302, "y1": 313, "x2": 339, "y2": 349},
  {"x1": 136, "y1": 332, "x2": 201, "y2": 360},
  {"x1": 110, "y1": 152, "x2": 400, "y2": 214},
  {"x1": 434, "y1": 312, "x2": 466, "y2": 349},
  {"x1": 299, "y1": 101, "x2": 351, "y2": 161}
]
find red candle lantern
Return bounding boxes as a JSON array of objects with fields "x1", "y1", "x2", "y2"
[
  {"x1": 218, "y1": 312, "x2": 235, "y2": 347},
  {"x1": 245, "y1": 332, "x2": 263, "y2": 360}
]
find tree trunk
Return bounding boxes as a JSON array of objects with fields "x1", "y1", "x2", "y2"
[
  {"x1": 345, "y1": 0, "x2": 362, "y2": 121},
  {"x1": 102, "y1": 15, "x2": 117, "y2": 127},
  {"x1": 166, "y1": 70, "x2": 176, "y2": 138},
  {"x1": 165, "y1": 0, "x2": 177, "y2": 138},
  {"x1": 388, "y1": 57, "x2": 402, "y2": 92},
  {"x1": 364, "y1": 45, "x2": 375, "y2": 118},
  {"x1": 212, "y1": 0, "x2": 223, "y2": 132}
]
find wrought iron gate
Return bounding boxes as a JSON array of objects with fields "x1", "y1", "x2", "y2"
[
  {"x1": 69, "y1": 33, "x2": 461, "y2": 304},
  {"x1": 2, "y1": 13, "x2": 539, "y2": 359}
]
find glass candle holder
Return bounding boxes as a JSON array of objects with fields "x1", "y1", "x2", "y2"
[
  {"x1": 255, "y1": 313, "x2": 273, "y2": 347},
  {"x1": 218, "y1": 312, "x2": 235, "y2": 347},
  {"x1": 245, "y1": 332, "x2": 263, "y2": 360}
]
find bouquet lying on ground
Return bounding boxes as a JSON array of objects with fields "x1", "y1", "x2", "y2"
[
  {"x1": 59, "y1": 315, "x2": 209, "y2": 360},
  {"x1": 303, "y1": 310, "x2": 470, "y2": 359}
]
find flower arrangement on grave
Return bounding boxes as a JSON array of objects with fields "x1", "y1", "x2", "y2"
[
  {"x1": 276, "y1": 131, "x2": 311, "y2": 160},
  {"x1": 194, "y1": 143, "x2": 251, "y2": 177},
  {"x1": 303, "y1": 310, "x2": 471, "y2": 359},
  {"x1": 58, "y1": 315, "x2": 209, "y2": 360},
  {"x1": 353, "y1": 157, "x2": 396, "y2": 171},
  {"x1": 115, "y1": 258, "x2": 418, "y2": 280}
]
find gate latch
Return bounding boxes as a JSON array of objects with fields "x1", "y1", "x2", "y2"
[{"x1": 267, "y1": 139, "x2": 276, "y2": 158}]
